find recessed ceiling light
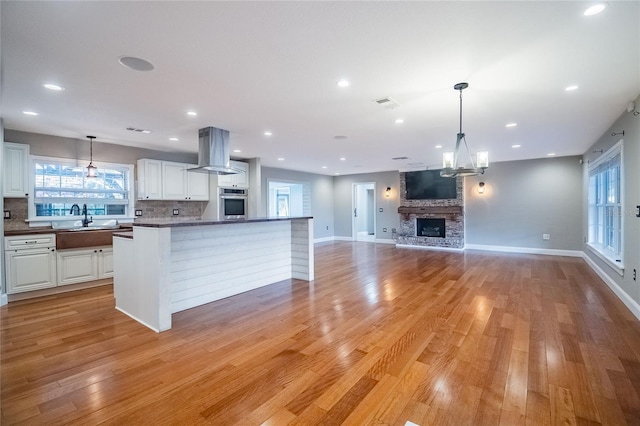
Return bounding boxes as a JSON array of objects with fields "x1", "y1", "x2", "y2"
[
  {"x1": 512, "y1": 144, "x2": 521, "y2": 148},
  {"x1": 565, "y1": 85, "x2": 579, "y2": 91},
  {"x1": 23, "y1": 110, "x2": 38, "y2": 116},
  {"x1": 547, "y1": 153, "x2": 556, "y2": 156},
  {"x1": 395, "y1": 118, "x2": 404, "y2": 124},
  {"x1": 187, "y1": 111, "x2": 197, "y2": 116},
  {"x1": 584, "y1": 3, "x2": 607, "y2": 16},
  {"x1": 334, "y1": 135, "x2": 348, "y2": 140},
  {"x1": 141, "y1": 130, "x2": 151, "y2": 134},
  {"x1": 337, "y1": 79, "x2": 350, "y2": 88},
  {"x1": 505, "y1": 122, "x2": 517, "y2": 128},
  {"x1": 435, "y1": 145, "x2": 443, "y2": 149},
  {"x1": 264, "y1": 131, "x2": 272, "y2": 136},
  {"x1": 118, "y1": 56, "x2": 155, "y2": 72},
  {"x1": 43, "y1": 83, "x2": 64, "y2": 91},
  {"x1": 322, "y1": 166, "x2": 327, "y2": 169},
  {"x1": 233, "y1": 149, "x2": 242, "y2": 153},
  {"x1": 277, "y1": 157, "x2": 285, "y2": 161},
  {"x1": 169, "y1": 137, "x2": 179, "y2": 142},
  {"x1": 335, "y1": 172, "x2": 341, "y2": 175},
  {"x1": 339, "y1": 157, "x2": 346, "y2": 161}
]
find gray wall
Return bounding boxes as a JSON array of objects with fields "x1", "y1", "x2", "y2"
[
  {"x1": 465, "y1": 156, "x2": 583, "y2": 250},
  {"x1": 582, "y1": 95, "x2": 640, "y2": 307},
  {"x1": 4, "y1": 130, "x2": 198, "y2": 165},
  {"x1": 260, "y1": 167, "x2": 334, "y2": 240},
  {"x1": 333, "y1": 171, "x2": 400, "y2": 240}
]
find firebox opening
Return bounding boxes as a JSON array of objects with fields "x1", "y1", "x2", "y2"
[{"x1": 416, "y1": 218, "x2": 445, "y2": 238}]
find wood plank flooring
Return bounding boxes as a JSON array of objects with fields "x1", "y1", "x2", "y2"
[{"x1": 2, "y1": 242, "x2": 640, "y2": 425}]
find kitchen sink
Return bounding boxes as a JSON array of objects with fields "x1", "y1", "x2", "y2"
[
  {"x1": 52, "y1": 219, "x2": 119, "y2": 231},
  {"x1": 56, "y1": 228, "x2": 118, "y2": 250}
]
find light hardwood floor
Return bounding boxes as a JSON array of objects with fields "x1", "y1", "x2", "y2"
[{"x1": 2, "y1": 242, "x2": 640, "y2": 425}]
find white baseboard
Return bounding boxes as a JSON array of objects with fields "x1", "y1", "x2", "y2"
[
  {"x1": 582, "y1": 253, "x2": 640, "y2": 321},
  {"x1": 375, "y1": 238, "x2": 396, "y2": 245},
  {"x1": 115, "y1": 306, "x2": 161, "y2": 333},
  {"x1": 314, "y1": 236, "x2": 334, "y2": 243},
  {"x1": 396, "y1": 244, "x2": 465, "y2": 252},
  {"x1": 334, "y1": 236, "x2": 354, "y2": 242},
  {"x1": 0, "y1": 293, "x2": 7, "y2": 306},
  {"x1": 464, "y1": 244, "x2": 583, "y2": 257}
]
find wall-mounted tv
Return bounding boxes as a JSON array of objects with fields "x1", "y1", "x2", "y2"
[{"x1": 405, "y1": 169, "x2": 457, "y2": 200}]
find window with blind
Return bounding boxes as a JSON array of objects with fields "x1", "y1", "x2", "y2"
[
  {"x1": 587, "y1": 141, "x2": 623, "y2": 267},
  {"x1": 30, "y1": 156, "x2": 134, "y2": 219}
]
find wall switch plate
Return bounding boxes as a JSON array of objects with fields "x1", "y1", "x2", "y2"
[
  {"x1": 326, "y1": 225, "x2": 329, "y2": 230},
  {"x1": 543, "y1": 234, "x2": 550, "y2": 240},
  {"x1": 3, "y1": 210, "x2": 10, "y2": 219},
  {"x1": 173, "y1": 209, "x2": 179, "y2": 216},
  {"x1": 135, "y1": 210, "x2": 143, "y2": 217}
]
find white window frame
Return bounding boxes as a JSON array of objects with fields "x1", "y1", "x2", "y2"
[
  {"x1": 587, "y1": 140, "x2": 624, "y2": 273},
  {"x1": 28, "y1": 155, "x2": 135, "y2": 225}
]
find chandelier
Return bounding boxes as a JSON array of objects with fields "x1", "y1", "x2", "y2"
[{"x1": 440, "y1": 82, "x2": 489, "y2": 178}]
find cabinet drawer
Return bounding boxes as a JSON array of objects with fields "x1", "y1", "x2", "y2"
[{"x1": 5, "y1": 234, "x2": 56, "y2": 250}]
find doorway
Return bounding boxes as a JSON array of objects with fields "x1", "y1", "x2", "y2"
[
  {"x1": 267, "y1": 180, "x2": 310, "y2": 217},
  {"x1": 352, "y1": 182, "x2": 376, "y2": 242}
]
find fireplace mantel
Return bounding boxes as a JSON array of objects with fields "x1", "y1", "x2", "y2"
[{"x1": 397, "y1": 206, "x2": 463, "y2": 215}]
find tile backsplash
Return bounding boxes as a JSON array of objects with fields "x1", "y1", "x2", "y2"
[{"x1": 3, "y1": 198, "x2": 208, "y2": 231}]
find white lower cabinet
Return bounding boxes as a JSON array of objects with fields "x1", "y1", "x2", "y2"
[
  {"x1": 57, "y1": 246, "x2": 113, "y2": 286},
  {"x1": 5, "y1": 248, "x2": 57, "y2": 294}
]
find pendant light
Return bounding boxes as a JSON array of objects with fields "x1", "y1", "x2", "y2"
[
  {"x1": 86, "y1": 136, "x2": 97, "y2": 178},
  {"x1": 440, "y1": 82, "x2": 489, "y2": 178}
]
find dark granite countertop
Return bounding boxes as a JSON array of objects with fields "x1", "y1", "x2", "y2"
[
  {"x1": 132, "y1": 217, "x2": 313, "y2": 228},
  {"x1": 4, "y1": 224, "x2": 133, "y2": 237}
]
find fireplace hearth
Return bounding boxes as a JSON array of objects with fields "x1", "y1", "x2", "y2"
[{"x1": 416, "y1": 218, "x2": 445, "y2": 238}]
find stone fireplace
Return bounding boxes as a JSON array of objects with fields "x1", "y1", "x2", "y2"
[{"x1": 394, "y1": 173, "x2": 464, "y2": 249}]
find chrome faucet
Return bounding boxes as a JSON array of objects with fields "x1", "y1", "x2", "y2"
[
  {"x1": 70, "y1": 204, "x2": 81, "y2": 215},
  {"x1": 81, "y1": 204, "x2": 92, "y2": 227}
]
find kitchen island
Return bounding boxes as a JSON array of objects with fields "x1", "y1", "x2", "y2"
[{"x1": 113, "y1": 217, "x2": 313, "y2": 332}]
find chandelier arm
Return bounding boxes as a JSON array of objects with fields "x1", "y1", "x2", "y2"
[{"x1": 462, "y1": 135, "x2": 477, "y2": 168}]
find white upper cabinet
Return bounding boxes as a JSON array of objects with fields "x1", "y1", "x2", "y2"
[
  {"x1": 137, "y1": 159, "x2": 209, "y2": 201},
  {"x1": 162, "y1": 161, "x2": 188, "y2": 200},
  {"x1": 186, "y1": 166, "x2": 210, "y2": 201},
  {"x1": 137, "y1": 159, "x2": 163, "y2": 200},
  {"x1": 3, "y1": 142, "x2": 30, "y2": 198},
  {"x1": 217, "y1": 160, "x2": 249, "y2": 188}
]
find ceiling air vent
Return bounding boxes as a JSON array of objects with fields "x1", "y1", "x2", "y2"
[
  {"x1": 392, "y1": 156, "x2": 409, "y2": 160},
  {"x1": 127, "y1": 127, "x2": 151, "y2": 134},
  {"x1": 373, "y1": 97, "x2": 400, "y2": 109}
]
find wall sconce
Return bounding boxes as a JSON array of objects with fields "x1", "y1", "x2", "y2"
[
  {"x1": 477, "y1": 182, "x2": 485, "y2": 194},
  {"x1": 385, "y1": 187, "x2": 391, "y2": 198}
]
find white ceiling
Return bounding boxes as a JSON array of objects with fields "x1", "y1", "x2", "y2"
[{"x1": 2, "y1": 1, "x2": 639, "y2": 175}]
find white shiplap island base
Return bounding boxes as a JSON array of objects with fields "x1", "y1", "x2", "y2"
[{"x1": 113, "y1": 217, "x2": 314, "y2": 332}]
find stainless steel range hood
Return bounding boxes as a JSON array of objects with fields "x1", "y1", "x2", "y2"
[{"x1": 188, "y1": 127, "x2": 242, "y2": 174}]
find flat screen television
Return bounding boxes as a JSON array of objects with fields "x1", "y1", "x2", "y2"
[{"x1": 405, "y1": 169, "x2": 457, "y2": 200}]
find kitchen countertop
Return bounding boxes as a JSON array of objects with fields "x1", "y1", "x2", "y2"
[
  {"x1": 4, "y1": 224, "x2": 133, "y2": 237},
  {"x1": 132, "y1": 217, "x2": 313, "y2": 228}
]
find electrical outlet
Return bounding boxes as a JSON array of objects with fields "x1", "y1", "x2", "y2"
[
  {"x1": 379, "y1": 208, "x2": 383, "y2": 212},
  {"x1": 543, "y1": 234, "x2": 550, "y2": 240},
  {"x1": 173, "y1": 209, "x2": 179, "y2": 216},
  {"x1": 383, "y1": 227, "x2": 388, "y2": 232},
  {"x1": 135, "y1": 210, "x2": 143, "y2": 217},
  {"x1": 3, "y1": 210, "x2": 10, "y2": 219},
  {"x1": 391, "y1": 228, "x2": 396, "y2": 233}
]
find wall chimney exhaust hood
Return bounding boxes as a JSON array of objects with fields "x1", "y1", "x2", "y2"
[{"x1": 188, "y1": 127, "x2": 242, "y2": 174}]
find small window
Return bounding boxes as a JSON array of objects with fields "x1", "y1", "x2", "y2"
[
  {"x1": 587, "y1": 141, "x2": 623, "y2": 268},
  {"x1": 30, "y1": 156, "x2": 134, "y2": 221}
]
